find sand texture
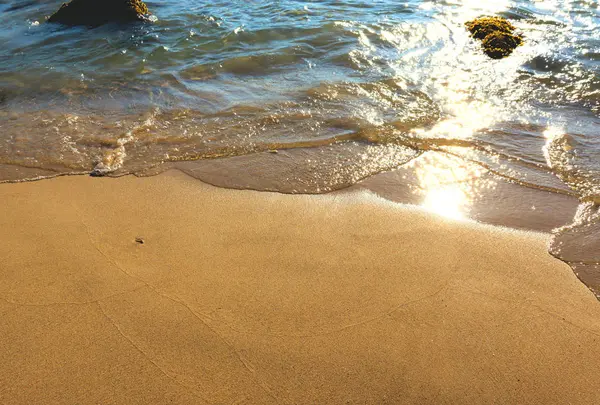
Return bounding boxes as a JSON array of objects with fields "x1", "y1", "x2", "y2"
[{"x1": 1, "y1": 171, "x2": 599, "y2": 404}]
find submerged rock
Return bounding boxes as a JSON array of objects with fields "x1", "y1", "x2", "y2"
[
  {"x1": 48, "y1": 0, "x2": 150, "y2": 27},
  {"x1": 465, "y1": 16, "x2": 523, "y2": 59}
]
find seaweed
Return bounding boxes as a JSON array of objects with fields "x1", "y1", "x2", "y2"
[{"x1": 482, "y1": 31, "x2": 523, "y2": 59}]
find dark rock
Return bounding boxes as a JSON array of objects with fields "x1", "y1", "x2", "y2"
[
  {"x1": 465, "y1": 16, "x2": 523, "y2": 59},
  {"x1": 48, "y1": 0, "x2": 150, "y2": 27}
]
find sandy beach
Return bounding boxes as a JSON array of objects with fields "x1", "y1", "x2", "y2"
[{"x1": 0, "y1": 170, "x2": 599, "y2": 404}]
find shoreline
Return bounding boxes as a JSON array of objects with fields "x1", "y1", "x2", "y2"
[
  {"x1": 1, "y1": 149, "x2": 580, "y2": 234},
  {"x1": 1, "y1": 170, "x2": 599, "y2": 404}
]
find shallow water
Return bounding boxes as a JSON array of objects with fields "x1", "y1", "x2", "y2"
[{"x1": 1, "y1": 0, "x2": 600, "y2": 297}]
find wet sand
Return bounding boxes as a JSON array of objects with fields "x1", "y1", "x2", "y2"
[
  {"x1": 1, "y1": 170, "x2": 599, "y2": 404},
  {"x1": 176, "y1": 149, "x2": 580, "y2": 233}
]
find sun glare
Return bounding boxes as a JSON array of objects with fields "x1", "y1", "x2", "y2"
[
  {"x1": 422, "y1": 186, "x2": 468, "y2": 220},
  {"x1": 411, "y1": 154, "x2": 485, "y2": 220}
]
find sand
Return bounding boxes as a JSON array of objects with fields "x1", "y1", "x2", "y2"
[{"x1": 0, "y1": 170, "x2": 599, "y2": 404}]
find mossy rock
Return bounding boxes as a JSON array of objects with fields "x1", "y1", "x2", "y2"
[
  {"x1": 48, "y1": 0, "x2": 150, "y2": 27},
  {"x1": 465, "y1": 16, "x2": 523, "y2": 59},
  {"x1": 465, "y1": 17, "x2": 516, "y2": 40},
  {"x1": 482, "y1": 31, "x2": 523, "y2": 59}
]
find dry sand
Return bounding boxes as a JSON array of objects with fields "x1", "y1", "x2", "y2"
[{"x1": 0, "y1": 170, "x2": 599, "y2": 404}]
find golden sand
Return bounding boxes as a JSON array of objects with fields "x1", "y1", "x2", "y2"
[{"x1": 1, "y1": 170, "x2": 599, "y2": 404}]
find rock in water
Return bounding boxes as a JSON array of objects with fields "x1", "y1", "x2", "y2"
[
  {"x1": 48, "y1": 0, "x2": 150, "y2": 27},
  {"x1": 465, "y1": 16, "x2": 523, "y2": 59},
  {"x1": 465, "y1": 17, "x2": 515, "y2": 40},
  {"x1": 481, "y1": 31, "x2": 523, "y2": 59}
]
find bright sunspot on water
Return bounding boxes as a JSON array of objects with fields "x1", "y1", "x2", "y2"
[
  {"x1": 412, "y1": 153, "x2": 487, "y2": 220},
  {"x1": 422, "y1": 186, "x2": 468, "y2": 220}
]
